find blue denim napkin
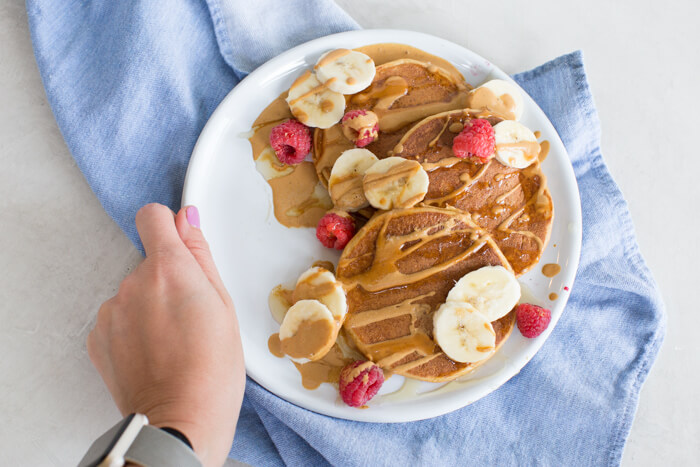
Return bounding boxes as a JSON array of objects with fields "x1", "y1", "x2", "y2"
[{"x1": 28, "y1": 1, "x2": 665, "y2": 465}]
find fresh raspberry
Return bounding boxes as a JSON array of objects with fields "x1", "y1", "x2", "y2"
[
  {"x1": 341, "y1": 110, "x2": 379, "y2": 147},
  {"x1": 452, "y1": 118, "x2": 495, "y2": 163},
  {"x1": 515, "y1": 303, "x2": 552, "y2": 338},
  {"x1": 339, "y1": 360, "x2": 384, "y2": 407},
  {"x1": 269, "y1": 119, "x2": 312, "y2": 165},
  {"x1": 316, "y1": 212, "x2": 355, "y2": 250}
]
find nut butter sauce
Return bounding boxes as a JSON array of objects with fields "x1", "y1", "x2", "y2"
[
  {"x1": 542, "y1": 263, "x2": 561, "y2": 277},
  {"x1": 267, "y1": 262, "x2": 360, "y2": 389},
  {"x1": 466, "y1": 87, "x2": 517, "y2": 120},
  {"x1": 337, "y1": 208, "x2": 514, "y2": 378},
  {"x1": 313, "y1": 43, "x2": 472, "y2": 186},
  {"x1": 248, "y1": 92, "x2": 332, "y2": 228},
  {"x1": 256, "y1": 44, "x2": 553, "y2": 391},
  {"x1": 391, "y1": 109, "x2": 554, "y2": 276}
]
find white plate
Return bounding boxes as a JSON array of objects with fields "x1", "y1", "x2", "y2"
[{"x1": 182, "y1": 29, "x2": 582, "y2": 423}]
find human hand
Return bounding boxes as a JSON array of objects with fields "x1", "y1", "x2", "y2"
[{"x1": 87, "y1": 203, "x2": 245, "y2": 467}]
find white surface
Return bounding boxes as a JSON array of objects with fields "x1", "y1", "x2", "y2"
[
  {"x1": 182, "y1": 28, "x2": 581, "y2": 422},
  {"x1": 1, "y1": 0, "x2": 698, "y2": 464}
]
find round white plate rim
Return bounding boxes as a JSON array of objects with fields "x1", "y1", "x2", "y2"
[{"x1": 183, "y1": 29, "x2": 582, "y2": 423}]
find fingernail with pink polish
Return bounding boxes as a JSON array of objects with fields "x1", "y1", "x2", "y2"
[{"x1": 186, "y1": 206, "x2": 200, "y2": 228}]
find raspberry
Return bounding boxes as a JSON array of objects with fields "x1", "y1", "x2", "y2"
[
  {"x1": 452, "y1": 118, "x2": 495, "y2": 163},
  {"x1": 341, "y1": 110, "x2": 379, "y2": 147},
  {"x1": 339, "y1": 360, "x2": 384, "y2": 407},
  {"x1": 515, "y1": 303, "x2": 551, "y2": 338},
  {"x1": 316, "y1": 212, "x2": 355, "y2": 250},
  {"x1": 269, "y1": 119, "x2": 312, "y2": 165}
]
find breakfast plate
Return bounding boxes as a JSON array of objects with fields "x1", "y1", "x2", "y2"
[{"x1": 182, "y1": 29, "x2": 582, "y2": 423}]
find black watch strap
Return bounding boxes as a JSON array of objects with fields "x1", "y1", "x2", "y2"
[
  {"x1": 159, "y1": 427, "x2": 193, "y2": 450},
  {"x1": 78, "y1": 414, "x2": 202, "y2": 467}
]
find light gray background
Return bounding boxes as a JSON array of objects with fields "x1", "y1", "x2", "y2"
[{"x1": 1, "y1": 0, "x2": 697, "y2": 465}]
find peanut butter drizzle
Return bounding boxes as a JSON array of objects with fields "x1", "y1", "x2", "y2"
[
  {"x1": 313, "y1": 44, "x2": 473, "y2": 186},
  {"x1": 341, "y1": 361, "x2": 377, "y2": 384},
  {"x1": 347, "y1": 56, "x2": 469, "y2": 134},
  {"x1": 248, "y1": 92, "x2": 332, "y2": 228},
  {"x1": 491, "y1": 165, "x2": 548, "y2": 252},
  {"x1": 428, "y1": 118, "x2": 452, "y2": 148},
  {"x1": 288, "y1": 81, "x2": 327, "y2": 106},
  {"x1": 339, "y1": 214, "x2": 487, "y2": 293},
  {"x1": 292, "y1": 268, "x2": 338, "y2": 303},
  {"x1": 362, "y1": 160, "x2": 424, "y2": 209},
  {"x1": 420, "y1": 156, "x2": 463, "y2": 172},
  {"x1": 424, "y1": 163, "x2": 490, "y2": 206},
  {"x1": 293, "y1": 344, "x2": 353, "y2": 390},
  {"x1": 315, "y1": 48, "x2": 352, "y2": 69},
  {"x1": 542, "y1": 263, "x2": 561, "y2": 277},
  {"x1": 495, "y1": 184, "x2": 522, "y2": 205},
  {"x1": 320, "y1": 99, "x2": 334, "y2": 113},
  {"x1": 448, "y1": 122, "x2": 464, "y2": 133},
  {"x1": 366, "y1": 333, "x2": 436, "y2": 362},
  {"x1": 330, "y1": 173, "x2": 366, "y2": 209},
  {"x1": 393, "y1": 110, "x2": 553, "y2": 273},
  {"x1": 268, "y1": 333, "x2": 284, "y2": 358},
  {"x1": 467, "y1": 87, "x2": 517, "y2": 120},
  {"x1": 391, "y1": 353, "x2": 441, "y2": 374},
  {"x1": 345, "y1": 293, "x2": 434, "y2": 329},
  {"x1": 311, "y1": 260, "x2": 335, "y2": 274},
  {"x1": 280, "y1": 319, "x2": 336, "y2": 359},
  {"x1": 549, "y1": 292, "x2": 558, "y2": 301},
  {"x1": 353, "y1": 75, "x2": 409, "y2": 110},
  {"x1": 267, "y1": 163, "x2": 333, "y2": 226},
  {"x1": 538, "y1": 140, "x2": 550, "y2": 162}
]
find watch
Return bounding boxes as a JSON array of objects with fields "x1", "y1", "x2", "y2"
[{"x1": 78, "y1": 414, "x2": 202, "y2": 467}]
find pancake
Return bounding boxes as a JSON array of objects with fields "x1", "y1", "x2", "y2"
[
  {"x1": 393, "y1": 109, "x2": 554, "y2": 275},
  {"x1": 314, "y1": 58, "x2": 470, "y2": 187},
  {"x1": 336, "y1": 206, "x2": 516, "y2": 382}
]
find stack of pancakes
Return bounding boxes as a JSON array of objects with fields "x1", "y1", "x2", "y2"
[{"x1": 315, "y1": 47, "x2": 553, "y2": 382}]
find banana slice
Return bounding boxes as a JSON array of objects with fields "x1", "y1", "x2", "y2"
[
  {"x1": 279, "y1": 299, "x2": 337, "y2": 362},
  {"x1": 314, "y1": 49, "x2": 376, "y2": 94},
  {"x1": 362, "y1": 157, "x2": 429, "y2": 210},
  {"x1": 433, "y1": 302, "x2": 496, "y2": 363},
  {"x1": 469, "y1": 79, "x2": 524, "y2": 121},
  {"x1": 286, "y1": 70, "x2": 346, "y2": 129},
  {"x1": 493, "y1": 120, "x2": 541, "y2": 169},
  {"x1": 446, "y1": 266, "x2": 521, "y2": 321},
  {"x1": 328, "y1": 148, "x2": 379, "y2": 211},
  {"x1": 292, "y1": 266, "x2": 348, "y2": 321}
]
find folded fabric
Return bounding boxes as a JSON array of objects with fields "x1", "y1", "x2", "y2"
[{"x1": 28, "y1": 1, "x2": 665, "y2": 465}]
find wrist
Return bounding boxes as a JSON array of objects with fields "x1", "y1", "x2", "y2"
[{"x1": 145, "y1": 410, "x2": 226, "y2": 467}]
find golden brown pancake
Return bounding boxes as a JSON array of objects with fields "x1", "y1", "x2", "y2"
[
  {"x1": 314, "y1": 58, "x2": 470, "y2": 187},
  {"x1": 393, "y1": 109, "x2": 554, "y2": 275},
  {"x1": 336, "y1": 206, "x2": 516, "y2": 382}
]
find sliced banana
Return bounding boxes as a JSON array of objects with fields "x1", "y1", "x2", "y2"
[
  {"x1": 292, "y1": 266, "x2": 347, "y2": 321},
  {"x1": 286, "y1": 70, "x2": 346, "y2": 129},
  {"x1": 328, "y1": 148, "x2": 379, "y2": 211},
  {"x1": 469, "y1": 79, "x2": 524, "y2": 121},
  {"x1": 279, "y1": 299, "x2": 337, "y2": 362},
  {"x1": 314, "y1": 49, "x2": 376, "y2": 94},
  {"x1": 362, "y1": 157, "x2": 429, "y2": 210},
  {"x1": 433, "y1": 302, "x2": 496, "y2": 363},
  {"x1": 446, "y1": 266, "x2": 521, "y2": 322},
  {"x1": 493, "y1": 120, "x2": 541, "y2": 169},
  {"x1": 268, "y1": 285, "x2": 293, "y2": 324}
]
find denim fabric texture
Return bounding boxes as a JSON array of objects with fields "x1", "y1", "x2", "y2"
[{"x1": 27, "y1": 1, "x2": 665, "y2": 465}]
